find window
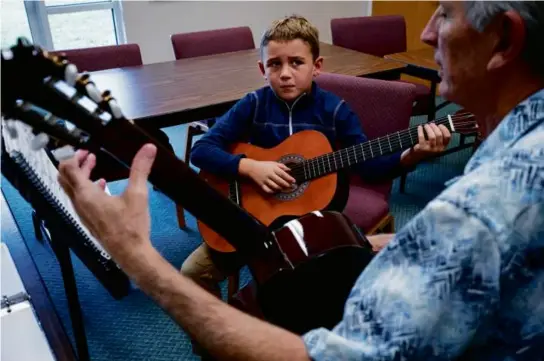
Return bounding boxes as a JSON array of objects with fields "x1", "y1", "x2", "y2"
[{"x1": 1, "y1": 0, "x2": 126, "y2": 51}]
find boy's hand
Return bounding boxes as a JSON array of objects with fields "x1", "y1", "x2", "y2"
[
  {"x1": 400, "y1": 122, "x2": 451, "y2": 167},
  {"x1": 239, "y1": 159, "x2": 296, "y2": 194}
]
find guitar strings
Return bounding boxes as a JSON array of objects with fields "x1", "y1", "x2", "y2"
[
  {"x1": 290, "y1": 115, "x2": 476, "y2": 180},
  {"x1": 290, "y1": 116, "x2": 477, "y2": 180},
  {"x1": 288, "y1": 113, "x2": 477, "y2": 181}
]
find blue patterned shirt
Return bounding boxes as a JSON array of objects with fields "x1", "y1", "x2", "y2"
[{"x1": 303, "y1": 88, "x2": 544, "y2": 361}]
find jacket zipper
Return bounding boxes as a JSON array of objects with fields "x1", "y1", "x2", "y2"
[{"x1": 279, "y1": 94, "x2": 305, "y2": 136}]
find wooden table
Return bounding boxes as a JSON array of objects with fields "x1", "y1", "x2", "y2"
[
  {"x1": 385, "y1": 47, "x2": 444, "y2": 124},
  {"x1": 384, "y1": 47, "x2": 439, "y2": 81},
  {"x1": 90, "y1": 43, "x2": 405, "y2": 128}
]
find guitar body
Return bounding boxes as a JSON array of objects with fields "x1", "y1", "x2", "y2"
[{"x1": 198, "y1": 130, "x2": 350, "y2": 253}]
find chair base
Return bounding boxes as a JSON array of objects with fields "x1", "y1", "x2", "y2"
[{"x1": 366, "y1": 213, "x2": 395, "y2": 235}]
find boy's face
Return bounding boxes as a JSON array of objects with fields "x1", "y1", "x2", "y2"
[{"x1": 259, "y1": 39, "x2": 323, "y2": 102}]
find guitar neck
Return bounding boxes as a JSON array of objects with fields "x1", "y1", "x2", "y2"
[{"x1": 295, "y1": 119, "x2": 452, "y2": 183}]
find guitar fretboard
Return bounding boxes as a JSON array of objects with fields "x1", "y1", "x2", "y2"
[{"x1": 291, "y1": 117, "x2": 453, "y2": 183}]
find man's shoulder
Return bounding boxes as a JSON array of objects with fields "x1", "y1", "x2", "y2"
[{"x1": 437, "y1": 129, "x2": 543, "y2": 239}]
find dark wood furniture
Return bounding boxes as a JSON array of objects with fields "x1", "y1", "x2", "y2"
[{"x1": 89, "y1": 43, "x2": 405, "y2": 128}]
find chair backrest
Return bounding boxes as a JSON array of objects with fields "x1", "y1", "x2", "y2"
[
  {"x1": 331, "y1": 15, "x2": 406, "y2": 57},
  {"x1": 51, "y1": 43, "x2": 143, "y2": 72},
  {"x1": 316, "y1": 72, "x2": 416, "y2": 140},
  {"x1": 315, "y1": 72, "x2": 416, "y2": 192},
  {"x1": 171, "y1": 26, "x2": 255, "y2": 60}
]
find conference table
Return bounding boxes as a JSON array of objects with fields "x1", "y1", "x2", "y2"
[
  {"x1": 384, "y1": 47, "x2": 442, "y2": 120},
  {"x1": 90, "y1": 42, "x2": 406, "y2": 128}
]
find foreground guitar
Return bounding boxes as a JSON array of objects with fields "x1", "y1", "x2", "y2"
[
  {"x1": 199, "y1": 115, "x2": 478, "y2": 253},
  {"x1": 1, "y1": 38, "x2": 375, "y2": 335}
]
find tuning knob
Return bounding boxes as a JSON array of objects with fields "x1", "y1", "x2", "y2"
[
  {"x1": 64, "y1": 63, "x2": 78, "y2": 86},
  {"x1": 85, "y1": 82, "x2": 102, "y2": 103},
  {"x1": 51, "y1": 145, "x2": 76, "y2": 162},
  {"x1": 108, "y1": 99, "x2": 123, "y2": 119},
  {"x1": 4, "y1": 120, "x2": 18, "y2": 139},
  {"x1": 30, "y1": 133, "x2": 50, "y2": 150}
]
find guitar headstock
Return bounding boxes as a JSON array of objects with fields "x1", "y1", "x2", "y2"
[
  {"x1": 448, "y1": 112, "x2": 480, "y2": 137},
  {"x1": 1, "y1": 37, "x2": 277, "y2": 256},
  {"x1": 1, "y1": 37, "x2": 125, "y2": 159}
]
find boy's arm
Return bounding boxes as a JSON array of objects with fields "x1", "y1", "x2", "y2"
[{"x1": 190, "y1": 93, "x2": 256, "y2": 177}]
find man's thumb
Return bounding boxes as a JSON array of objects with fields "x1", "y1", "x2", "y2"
[{"x1": 128, "y1": 143, "x2": 157, "y2": 191}]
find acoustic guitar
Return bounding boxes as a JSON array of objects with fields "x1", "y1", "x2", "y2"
[
  {"x1": 1, "y1": 38, "x2": 378, "y2": 335},
  {"x1": 198, "y1": 113, "x2": 478, "y2": 253}
]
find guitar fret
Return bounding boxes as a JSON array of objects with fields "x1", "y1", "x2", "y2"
[
  {"x1": 360, "y1": 143, "x2": 365, "y2": 161},
  {"x1": 378, "y1": 137, "x2": 383, "y2": 155},
  {"x1": 321, "y1": 156, "x2": 326, "y2": 175},
  {"x1": 303, "y1": 162, "x2": 307, "y2": 180},
  {"x1": 388, "y1": 135, "x2": 392, "y2": 152},
  {"x1": 397, "y1": 131, "x2": 402, "y2": 148},
  {"x1": 409, "y1": 130, "x2": 414, "y2": 145},
  {"x1": 346, "y1": 150, "x2": 351, "y2": 166},
  {"x1": 339, "y1": 153, "x2": 343, "y2": 168},
  {"x1": 327, "y1": 155, "x2": 332, "y2": 172},
  {"x1": 333, "y1": 154, "x2": 338, "y2": 170},
  {"x1": 370, "y1": 142, "x2": 374, "y2": 158}
]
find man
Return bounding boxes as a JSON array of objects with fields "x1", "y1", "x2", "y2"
[{"x1": 58, "y1": 2, "x2": 544, "y2": 360}]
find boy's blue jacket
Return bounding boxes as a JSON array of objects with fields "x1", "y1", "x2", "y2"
[{"x1": 191, "y1": 82, "x2": 405, "y2": 182}]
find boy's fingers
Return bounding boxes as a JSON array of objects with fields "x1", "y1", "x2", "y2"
[
  {"x1": 265, "y1": 179, "x2": 281, "y2": 191},
  {"x1": 275, "y1": 168, "x2": 296, "y2": 183},
  {"x1": 271, "y1": 174, "x2": 291, "y2": 188},
  {"x1": 278, "y1": 163, "x2": 290, "y2": 171}
]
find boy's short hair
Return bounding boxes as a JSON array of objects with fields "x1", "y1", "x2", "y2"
[{"x1": 260, "y1": 15, "x2": 320, "y2": 60}]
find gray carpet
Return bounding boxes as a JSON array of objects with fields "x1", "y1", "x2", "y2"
[{"x1": 1, "y1": 98, "x2": 474, "y2": 361}]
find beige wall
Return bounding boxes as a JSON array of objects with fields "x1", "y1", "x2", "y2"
[{"x1": 122, "y1": 1, "x2": 371, "y2": 64}]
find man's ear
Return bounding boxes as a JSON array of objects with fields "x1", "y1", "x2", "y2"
[
  {"x1": 313, "y1": 56, "x2": 324, "y2": 77},
  {"x1": 487, "y1": 10, "x2": 526, "y2": 71}
]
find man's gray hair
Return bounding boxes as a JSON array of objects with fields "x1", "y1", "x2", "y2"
[{"x1": 464, "y1": 1, "x2": 544, "y2": 77}]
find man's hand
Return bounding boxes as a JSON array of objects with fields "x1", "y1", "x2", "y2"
[
  {"x1": 400, "y1": 122, "x2": 451, "y2": 167},
  {"x1": 57, "y1": 144, "x2": 157, "y2": 258},
  {"x1": 239, "y1": 158, "x2": 296, "y2": 194}
]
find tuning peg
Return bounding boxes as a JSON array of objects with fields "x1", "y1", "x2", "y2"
[
  {"x1": 65, "y1": 63, "x2": 78, "y2": 86},
  {"x1": 4, "y1": 120, "x2": 19, "y2": 139},
  {"x1": 1, "y1": 49, "x2": 14, "y2": 61},
  {"x1": 85, "y1": 82, "x2": 102, "y2": 103},
  {"x1": 108, "y1": 99, "x2": 123, "y2": 119},
  {"x1": 51, "y1": 145, "x2": 76, "y2": 162},
  {"x1": 30, "y1": 133, "x2": 50, "y2": 150},
  {"x1": 101, "y1": 90, "x2": 111, "y2": 98}
]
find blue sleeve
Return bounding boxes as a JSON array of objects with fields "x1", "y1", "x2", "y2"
[
  {"x1": 302, "y1": 199, "x2": 501, "y2": 360},
  {"x1": 334, "y1": 101, "x2": 406, "y2": 182},
  {"x1": 190, "y1": 93, "x2": 255, "y2": 177}
]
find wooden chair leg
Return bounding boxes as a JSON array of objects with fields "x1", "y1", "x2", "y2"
[
  {"x1": 227, "y1": 273, "x2": 240, "y2": 301},
  {"x1": 383, "y1": 215, "x2": 395, "y2": 233},
  {"x1": 176, "y1": 126, "x2": 197, "y2": 229},
  {"x1": 367, "y1": 213, "x2": 395, "y2": 235},
  {"x1": 176, "y1": 205, "x2": 187, "y2": 229}
]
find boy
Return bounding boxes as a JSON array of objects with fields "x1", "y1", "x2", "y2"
[{"x1": 184, "y1": 15, "x2": 450, "y2": 300}]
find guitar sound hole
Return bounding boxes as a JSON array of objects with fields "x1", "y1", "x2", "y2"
[{"x1": 276, "y1": 154, "x2": 309, "y2": 201}]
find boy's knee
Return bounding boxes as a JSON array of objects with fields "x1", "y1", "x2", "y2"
[{"x1": 180, "y1": 244, "x2": 225, "y2": 283}]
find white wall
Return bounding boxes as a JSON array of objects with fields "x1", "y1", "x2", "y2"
[{"x1": 122, "y1": 1, "x2": 371, "y2": 64}]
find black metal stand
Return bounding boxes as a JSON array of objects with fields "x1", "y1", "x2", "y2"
[{"x1": 35, "y1": 212, "x2": 91, "y2": 361}]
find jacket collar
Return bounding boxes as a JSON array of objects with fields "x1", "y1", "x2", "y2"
[{"x1": 269, "y1": 81, "x2": 319, "y2": 109}]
